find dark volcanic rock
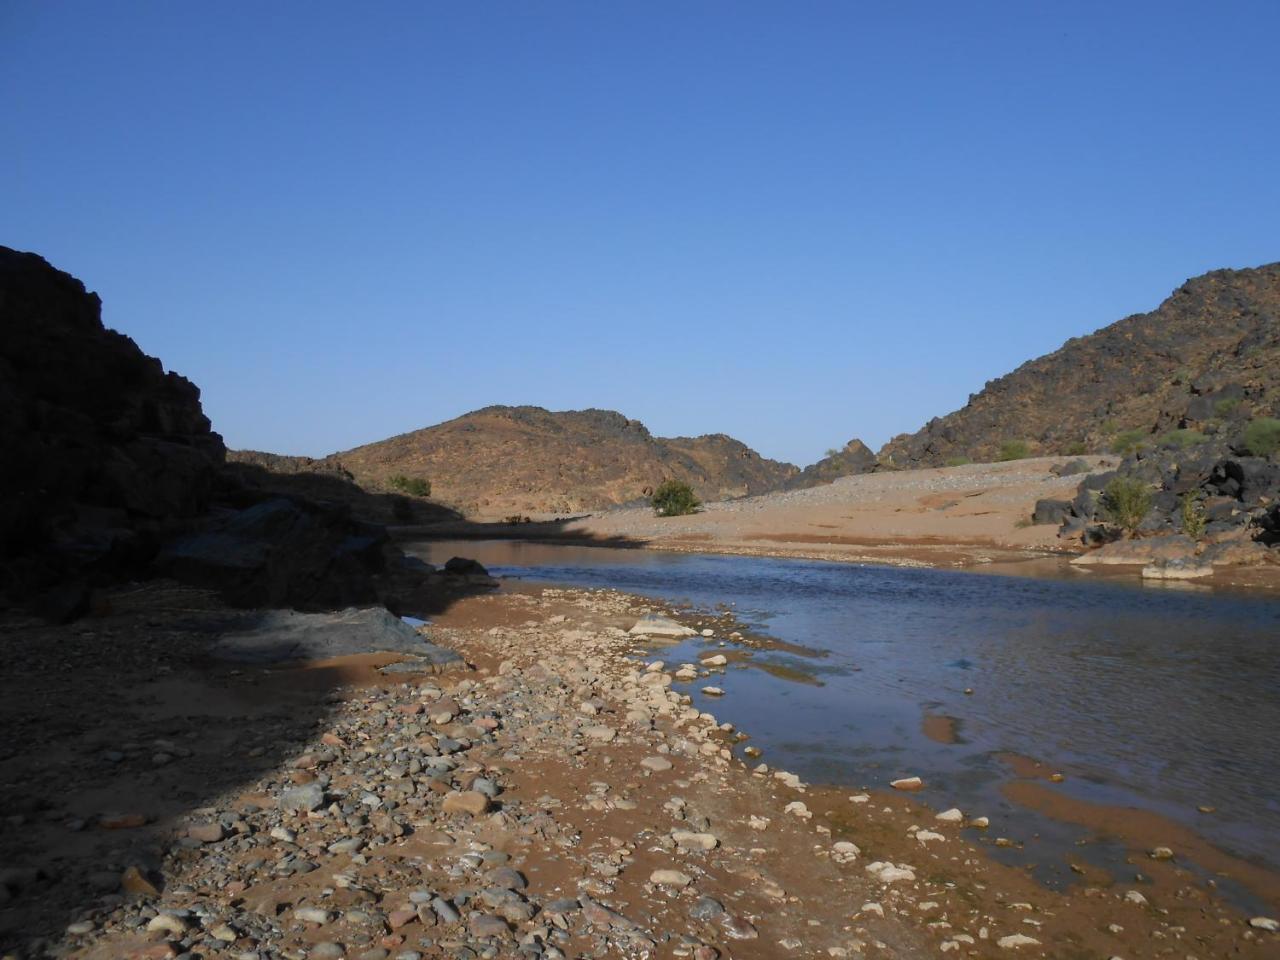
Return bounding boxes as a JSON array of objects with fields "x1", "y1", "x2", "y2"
[
  {"x1": 0, "y1": 246, "x2": 225, "y2": 598},
  {"x1": 783, "y1": 439, "x2": 878, "y2": 490},
  {"x1": 878, "y1": 262, "x2": 1280, "y2": 466},
  {"x1": 1055, "y1": 438, "x2": 1280, "y2": 564}
]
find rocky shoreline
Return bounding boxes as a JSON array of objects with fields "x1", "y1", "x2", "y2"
[{"x1": 3, "y1": 582, "x2": 1277, "y2": 960}]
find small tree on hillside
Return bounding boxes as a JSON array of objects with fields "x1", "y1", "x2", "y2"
[{"x1": 651, "y1": 479, "x2": 700, "y2": 517}]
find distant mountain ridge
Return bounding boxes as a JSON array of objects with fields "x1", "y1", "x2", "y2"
[
  {"x1": 240, "y1": 405, "x2": 805, "y2": 518},
  {"x1": 878, "y1": 262, "x2": 1280, "y2": 467}
]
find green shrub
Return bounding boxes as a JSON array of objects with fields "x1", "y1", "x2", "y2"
[
  {"x1": 1101, "y1": 477, "x2": 1152, "y2": 536},
  {"x1": 389, "y1": 474, "x2": 431, "y2": 497},
  {"x1": 825, "y1": 448, "x2": 842, "y2": 459},
  {"x1": 1242, "y1": 417, "x2": 1280, "y2": 457},
  {"x1": 943, "y1": 456, "x2": 972, "y2": 467},
  {"x1": 1158, "y1": 429, "x2": 1207, "y2": 450},
  {"x1": 1063, "y1": 441, "x2": 1088, "y2": 456},
  {"x1": 1172, "y1": 368, "x2": 1193, "y2": 385},
  {"x1": 1179, "y1": 491, "x2": 1207, "y2": 540},
  {"x1": 996, "y1": 440, "x2": 1030, "y2": 461},
  {"x1": 1110, "y1": 429, "x2": 1148, "y2": 456},
  {"x1": 651, "y1": 479, "x2": 700, "y2": 516},
  {"x1": 1214, "y1": 397, "x2": 1241, "y2": 417}
]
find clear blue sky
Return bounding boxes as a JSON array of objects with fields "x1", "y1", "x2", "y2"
[{"x1": 4, "y1": 2, "x2": 1278, "y2": 466}]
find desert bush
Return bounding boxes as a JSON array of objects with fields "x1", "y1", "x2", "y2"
[
  {"x1": 651, "y1": 479, "x2": 700, "y2": 517},
  {"x1": 389, "y1": 474, "x2": 431, "y2": 497},
  {"x1": 1179, "y1": 491, "x2": 1207, "y2": 540},
  {"x1": 1063, "y1": 441, "x2": 1088, "y2": 456},
  {"x1": 1242, "y1": 417, "x2": 1280, "y2": 456},
  {"x1": 1214, "y1": 397, "x2": 1241, "y2": 417},
  {"x1": 1101, "y1": 477, "x2": 1152, "y2": 536},
  {"x1": 996, "y1": 440, "x2": 1030, "y2": 461},
  {"x1": 944, "y1": 456, "x2": 971, "y2": 467},
  {"x1": 1158, "y1": 429, "x2": 1207, "y2": 450},
  {"x1": 1109, "y1": 429, "x2": 1148, "y2": 456}
]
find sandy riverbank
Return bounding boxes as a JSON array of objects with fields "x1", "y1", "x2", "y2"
[
  {"x1": 402, "y1": 458, "x2": 1280, "y2": 591},
  {"x1": 3, "y1": 581, "x2": 1276, "y2": 960}
]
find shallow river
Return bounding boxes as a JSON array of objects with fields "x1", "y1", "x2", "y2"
[{"x1": 407, "y1": 540, "x2": 1280, "y2": 901}]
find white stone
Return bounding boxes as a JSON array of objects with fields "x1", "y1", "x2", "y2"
[
  {"x1": 703, "y1": 654, "x2": 728, "y2": 666},
  {"x1": 865, "y1": 861, "x2": 916, "y2": 883},
  {"x1": 935, "y1": 808, "x2": 964, "y2": 822},
  {"x1": 1249, "y1": 916, "x2": 1279, "y2": 931},
  {"x1": 629, "y1": 615, "x2": 696, "y2": 638},
  {"x1": 784, "y1": 801, "x2": 812, "y2": 819},
  {"x1": 650, "y1": 869, "x2": 693, "y2": 887},
  {"x1": 890, "y1": 776, "x2": 924, "y2": 791},
  {"x1": 672, "y1": 830, "x2": 718, "y2": 851},
  {"x1": 832, "y1": 840, "x2": 860, "y2": 863},
  {"x1": 996, "y1": 934, "x2": 1040, "y2": 949}
]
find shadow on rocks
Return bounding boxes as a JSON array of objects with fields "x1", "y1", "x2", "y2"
[{"x1": 0, "y1": 575, "x2": 479, "y2": 957}]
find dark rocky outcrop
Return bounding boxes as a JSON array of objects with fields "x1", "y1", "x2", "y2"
[
  {"x1": 1054, "y1": 436, "x2": 1280, "y2": 565},
  {"x1": 878, "y1": 262, "x2": 1280, "y2": 467},
  {"x1": 784, "y1": 439, "x2": 877, "y2": 489},
  {"x1": 0, "y1": 246, "x2": 225, "y2": 602}
]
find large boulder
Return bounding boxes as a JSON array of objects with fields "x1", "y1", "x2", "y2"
[
  {"x1": 157, "y1": 498, "x2": 388, "y2": 610},
  {"x1": 1070, "y1": 534, "x2": 1198, "y2": 566},
  {"x1": 0, "y1": 247, "x2": 224, "y2": 599},
  {"x1": 207, "y1": 606, "x2": 462, "y2": 667}
]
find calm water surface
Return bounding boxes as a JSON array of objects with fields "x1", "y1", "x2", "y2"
[{"x1": 408, "y1": 540, "x2": 1280, "y2": 895}]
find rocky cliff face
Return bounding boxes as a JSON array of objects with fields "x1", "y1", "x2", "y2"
[
  {"x1": 0, "y1": 246, "x2": 226, "y2": 599},
  {"x1": 327, "y1": 405, "x2": 800, "y2": 517},
  {"x1": 878, "y1": 262, "x2": 1280, "y2": 467}
]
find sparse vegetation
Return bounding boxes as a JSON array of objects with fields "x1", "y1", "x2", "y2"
[
  {"x1": 1101, "y1": 476, "x2": 1152, "y2": 536},
  {"x1": 650, "y1": 478, "x2": 700, "y2": 517},
  {"x1": 1172, "y1": 367, "x2": 1193, "y2": 384},
  {"x1": 1063, "y1": 441, "x2": 1088, "y2": 456},
  {"x1": 944, "y1": 456, "x2": 971, "y2": 467},
  {"x1": 1179, "y1": 491, "x2": 1207, "y2": 540},
  {"x1": 1242, "y1": 417, "x2": 1280, "y2": 457},
  {"x1": 1109, "y1": 429, "x2": 1148, "y2": 456},
  {"x1": 996, "y1": 440, "x2": 1030, "y2": 461},
  {"x1": 1214, "y1": 397, "x2": 1241, "y2": 417},
  {"x1": 1158, "y1": 428, "x2": 1207, "y2": 450},
  {"x1": 389, "y1": 474, "x2": 431, "y2": 497},
  {"x1": 824, "y1": 448, "x2": 842, "y2": 459}
]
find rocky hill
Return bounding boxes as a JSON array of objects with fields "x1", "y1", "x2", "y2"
[
  {"x1": 878, "y1": 262, "x2": 1280, "y2": 467},
  {"x1": 319, "y1": 405, "x2": 801, "y2": 518}
]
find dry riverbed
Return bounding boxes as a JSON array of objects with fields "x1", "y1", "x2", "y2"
[{"x1": 1, "y1": 584, "x2": 1277, "y2": 960}]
